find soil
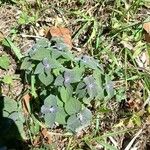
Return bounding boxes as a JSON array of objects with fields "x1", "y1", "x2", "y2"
[{"x1": 0, "y1": 1, "x2": 150, "y2": 149}]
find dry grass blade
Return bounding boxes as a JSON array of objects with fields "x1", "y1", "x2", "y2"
[{"x1": 124, "y1": 129, "x2": 143, "y2": 150}]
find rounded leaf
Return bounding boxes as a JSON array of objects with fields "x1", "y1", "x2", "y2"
[
  {"x1": 34, "y1": 62, "x2": 44, "y2": 74},
  {"x1": 44, "y1": 94, "x2": 57, "y2": 106},
  {"x1": 55, "y1": 107, "x2": 68, "y2": 124},
  {"x1": 65, "y1": 98, "x2": 81, "y2": 115},
  {"x1": 78, "y1": 108, "x2": 92, "y2": 125},
  {"x1": 66, "y1": 115, "x2": 81, "y2": 132},
  {"x1": 38, "y1": 72, "x2": 53, "y2": 86},
  {"x1": 44, "y1": 113, "x2": 56, "y2": 127}
]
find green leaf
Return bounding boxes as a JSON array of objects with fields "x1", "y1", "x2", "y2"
[
  {"x1": 72, "y1": 108, "x2": 92, "y2": 132},
  {"x1": 44, "y1": 94, "x2": 57, "y2": 106},
  {"x1": 67, "y1": 108, "x2": 92, "y2": 132},
  {"x1": 18, "y1": 18, "x2": 25, "y2": 24},
  {"x1": 0, "y1": 55, "x2": 10, "y2": 70},
  {"x1": 30, "y1": 120, "x2": 40, "y2": 135},
  {"x1": 15, "y1": 120, "x2": 27, "y2": 139},
  {"x1": 79, "y1": 108, "x2": 92, "y2": 125},
  {"x1": 44, "y1": 113, "x2": 56, "y2": 127},
  {"x1": 66, "y1": 115, "x2": 81, "y2": 132},
  {"x1": 56, "y1": 107, "x2": 67, "y2": 124},
  {"x1": 38, "y1": 72, "x2": 53, "y2": 86},
  {"x1": 62, "y1": 51, "x2": 75, "y2": 61},
  {"x1": 3, "y1": 111, "x2": 9, "y2": 117},
  {"x1": 9, "y1": 111, "x2": 25, "y2": 122},
  {"x1": 84, "y1": 76, "x2": 98, "y2": 98},
  {"x1": 64, "y1": 67, "x2": 83, "y2": 85},
  {"x1": 93, "y1": 69, "x2": 104, "y2": 100},
  {"x1": 34, "y1": 62, "x2": 44, "y2": 74},
  {"x1": 3, "y1": 37, "x2": 23, "y2": 60},
  {"x1": 2, "y1": 75, "x2": 13, "y2": 85},
  {"x1": 116, "y1": 88, "x2": 126, "y2": 102},
  {"x1": 60, "y1": 86, "x2": 69, "y2": 103},
  {"x1": 65, "y1": 98, "x2": 81, "y2": 115},
  {"x1": 105, "y1": 75, "x2": 114, "y2": 100},
  {"x1": 53, "y1": 68, "x2": 60, "y2": 76},
  {"x1": 42, "y1": 95, "x2": 58, "y2": 127},
  {"x1": 3, "y1": 97, "x2": 18, "y2": 113},
  {"x1": 30, "y1": 48, "x2": 51, "y2": 61},
  {"x1": 46, "y1": 58, "x2": 63, "y2": 69},
  {"x1": 76, "y1": 82, "x2": 86, "y2": 98},
  {"x1": 57, "y1": 97, "x2": 64, "y2": 108},
  {"x1": 82, "y1": 97, "x2": 92, "y2": 105},
  {"x1": 60, "y1": 86, "x2": 72, "y2": 103},
  {"x1": 80, "y1": 55, "x2": 101, "y2": 70},
  {"x1": 54, "y1": 75, "x2": 64, "y2": 86},
  {"x1": 99, "y1": 107, "x2": 111, "y2": 113},
  {"x1": 17, "y1": 12, "x2": 28, "y2": 24},
  {"x1": 93, "y1": 69, "x2": 103, "y2": 87},
  {"x1": 31, "y1": 75, "x2": 37, "y2": 98},
  {"x1": 36, "y1": 38, "x2": 50, "y2": 47},
  {"x1": 21, "y1": 57, "x2": 31, "y2": 70},
  {"x1": 132, "y1": 114, "x2": 141, "y2": 126},
  {"x1": 105, "y1": 82, "x2": 114, "y2": 100},
  {"x1": 77, "y1": 89, "x2": 87, "y2": 99},
  {"x1": 3, "y1": 111, "x2": 27, "y2": 139},
  {"x1": 51, "y1": 49, "x2": 62, "y2": 59},
  {"x1": 72, "y1": 67, "x2": 84, "y2": 81}
]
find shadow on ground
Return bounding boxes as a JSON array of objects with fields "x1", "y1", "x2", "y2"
[{"x1": 0, "y1": 96, "x2": 29, "y2": 150}]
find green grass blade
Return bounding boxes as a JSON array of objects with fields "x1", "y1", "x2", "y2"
[
  {"x1": 98, "y1": 141, "x2": 118, "y2": 150},
  {"x1": 4, "y1": 37, "x2": 23, "y2": 60}
]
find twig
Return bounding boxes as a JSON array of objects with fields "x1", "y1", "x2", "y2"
[
  {"x1": 124, "y1": 129, "x2": 143, "y2": 150},
  {"x1": 143, "y1": 93, "x2": 150, "y2": 108},
  {"x1": 109, "y1": 136, "x2": 118, "y2": 148},
  {"x1": 20, "y1": 34, "x2": 44, "y2": 39}
]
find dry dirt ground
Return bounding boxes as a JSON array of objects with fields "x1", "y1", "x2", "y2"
[{"x1": 0, "y1": 1, "x2": 150, "y2": 149}]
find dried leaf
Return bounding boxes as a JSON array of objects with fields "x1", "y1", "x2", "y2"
[
  {"x1": 41, "y1": 128, "x2": 52, "y2": 144},
  {"x1": 143, "y1": 22, "x2": 150, "y2": 43},
  {"x1": 143, "y1": 22, "x2": 150, "y2": 34},
  {"x1": 22, "y1": 93, "x2": 31, "y2": 115},
  {"x1": 127, "y1": 98, "x2": 142, "y2": 111},
  {"x1": 47, "y1": 26, "x2": 72, "y2": 50},
  {"x1": 145, "y1": 32, "x2": 150, "y2": 43}
]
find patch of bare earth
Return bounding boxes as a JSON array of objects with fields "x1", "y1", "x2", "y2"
[
  {"x1": 1, "y1": 1, "x2": 150, "y2": 149},
  {"x1": 0, "y1": 5, "x2": 24, "y2": 99}
]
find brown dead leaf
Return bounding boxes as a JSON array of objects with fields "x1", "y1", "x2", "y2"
[
  {"x1": 143, "y1": 22, "x2": 150, "y2": 34},
  {"x1": 143, "y1": 22, "x2": 150, "y2": 43},
  {"x1": 46, "y1": 26, "x2": 72, "y2": 50},
  {"x1": 126, "y1": 97, "x2": 143, "y2": 112},
  {"x1": 144, "y1": 32, "x2": 150, "y2": 43},
  {"x1": 41, "y1": 128, "x2": 52, "y2": 144},
  {"x1": 22, "y1": 93, "x2": 31, "y2": 115}
]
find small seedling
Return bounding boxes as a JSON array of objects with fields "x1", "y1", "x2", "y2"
[{"x1": 0, "y1": 55, "x2": 10, "y2": 70}]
